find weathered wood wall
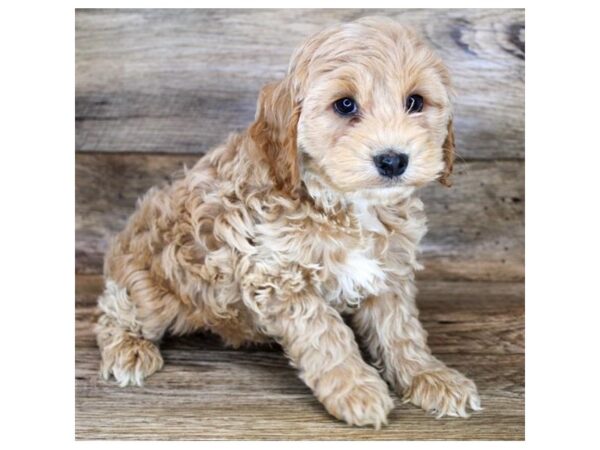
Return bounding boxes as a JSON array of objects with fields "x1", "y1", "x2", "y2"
[{"x1": 75, "y1": 8, "x2": 525, "y2": 281}]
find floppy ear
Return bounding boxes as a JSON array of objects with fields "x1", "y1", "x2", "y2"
[
  {"x1": 438, "y1": 118, "x2": 455, "y2": 187},
  {"x1": 249, "y1": 78, "x2": 301, "y2": 195}
]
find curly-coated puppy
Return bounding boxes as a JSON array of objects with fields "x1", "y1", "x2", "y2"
[{"x1": 95, "y1": 16, "x2": 481, "y2": 428}]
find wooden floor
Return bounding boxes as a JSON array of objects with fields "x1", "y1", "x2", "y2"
[{"x1": 75, "y1": 275, "x2": 524, "y2": 440}]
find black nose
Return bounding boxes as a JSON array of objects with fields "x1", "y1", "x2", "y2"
[{"x1": 373, "y1": 152, "x2": 409, "y2": 178}]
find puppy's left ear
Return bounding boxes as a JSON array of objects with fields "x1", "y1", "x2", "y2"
[
  {"x1": 249, "y1": 78, "x2": 301, "y2": 196},
  {"x1": 438, "y1": 118, "x2": 455, "y2": 187}
]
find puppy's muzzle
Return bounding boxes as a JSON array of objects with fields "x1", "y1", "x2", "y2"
[{"x1": 373, "y1": 151, "x2": 409, "y2": 178}]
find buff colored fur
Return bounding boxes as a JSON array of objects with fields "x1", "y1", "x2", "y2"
[{"x1": 95, "y1": 17, "x2": 481, "y2": 428}]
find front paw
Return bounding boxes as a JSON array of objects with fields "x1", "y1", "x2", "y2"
[
  {"x1": 100, "y1": 336, "x2": 164, "y2": 387},
  {"x1": 319, "y1": 369, "x2": 394, "y2": 429},
  {"x1": 403, "y1": 367, "x2": 481, "y2": 418}
]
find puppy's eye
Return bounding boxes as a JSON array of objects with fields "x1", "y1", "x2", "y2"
[
  {"x1": 406, "y1": 94, "x2": 424, "y2": 114},
  {"x1": 333, "y1": 97, "x2": 358, "y2": 116}
]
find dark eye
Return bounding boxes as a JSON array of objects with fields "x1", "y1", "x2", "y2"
[
  {"x1": 406, "y1": 94, "x2": 424, "y2": 114},
  {"x1": 333, "y1": 97, "x2": 358, "y2": 116}
]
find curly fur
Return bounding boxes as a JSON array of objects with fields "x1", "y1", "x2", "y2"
[{"x1": 95, "y1": 17, "x2": 480, "y2": 428}]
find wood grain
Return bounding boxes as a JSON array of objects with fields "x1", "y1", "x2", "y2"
[
  {"x1": 75, "y1": 8, "x2": 524, "y2": 159},
  {"x1": 75, "y1": 275, "x2": 524, "y2": 440},
  {"x1": 75, "y1": 153, "x2": 524, "y2": 281}
]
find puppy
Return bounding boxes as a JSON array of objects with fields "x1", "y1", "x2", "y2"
[{"x1": 95, "y1": 17, "x2": 481, "y2": 428}]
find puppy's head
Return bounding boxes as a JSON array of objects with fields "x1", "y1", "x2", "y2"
[{"x1": 250, "y1": 17, "x2": 455, "y2": 199}]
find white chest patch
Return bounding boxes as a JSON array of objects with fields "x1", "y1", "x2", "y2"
[
  {"x1": 325, "y1": 201, "x2": 388, "y2": 306},
  {"x1": 327, "y1": 248, "x2": 387, "y2": 306}
]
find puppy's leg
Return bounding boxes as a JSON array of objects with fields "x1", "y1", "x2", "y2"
[
  {"x1": 95, "y1": 277, "x2": 177, "y2": 387},
  {"x1": 352, "y1": 288, "x2": 481, "y2": 418},
  {"x1": 246, "y1": 287, "x2": 393, "y2": 429}
]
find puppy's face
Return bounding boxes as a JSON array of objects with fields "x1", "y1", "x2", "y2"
[{"x1": 250, "y1": 18, "x2": 455, "y2": 199}]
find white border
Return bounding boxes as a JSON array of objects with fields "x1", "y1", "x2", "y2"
[{"x1": 3, "y1": 1, "x2": 600, "y2": 448}]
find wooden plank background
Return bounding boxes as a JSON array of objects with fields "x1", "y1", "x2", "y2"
[
  {"x1": 75, "y1": 8, "x2": 525, "y2": 282},
  {"x1": 76, "y1": 8, "x2": 524, "y2": 159},
  {"x1": 75, "y1": 8, "x2": 525, "y2": 440},
  {"x1": 76, "y1": 154, "x2": 524, "y2": 281}
]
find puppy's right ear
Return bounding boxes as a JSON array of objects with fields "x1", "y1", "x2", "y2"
[
  {"x1": 249, "y1": 78, "x2": 301, "y2": 196},
  {"x1": 438, "y1": 118, "x2": 455, "y2": 187}
]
